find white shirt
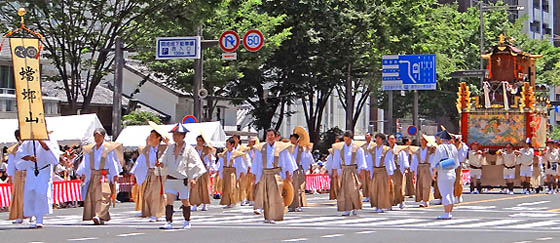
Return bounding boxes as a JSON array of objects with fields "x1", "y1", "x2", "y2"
[
  {"x1": 410, "y1": 147, "x2": 429, "y2": 175},
  {"x1": 76, "y1": 143, "x2": 121, "y2": 183},
  {"x1": 457, "y1": 143, "x2": 469, "y2": 162},
  {"x1": 467, "y1": 150, "x2": 485, "y2": 167},
  {"x1": 331, "y1": 143, "x2": 367, "y2": 173},
  {"x1": 365, "y1": 145, "x2": 396, "y2": 177},
  {"x1": 291, "y1": 146, "x2": 314, "y2": 172},
  {"x1": 395, "y1": 148, "x2": 410, "y2": 174},
  {"x1": 218, "y1": 150, "x2": 248, "y2": 178},
  {"x1": 130, "y1": 145, "x2": 158, "y2": 185},
  {"x1": 518, "y1": 147, "x2": 534, "y2": 166},
  {"x1": 250, "y1": 143, "x2": 297, "y2": 184},
  {"x1": 431, "y1": 143, "x2": 459, "y2": 172},
  {"x1": 196, "y1": 147, "x2": 217, "y2": 171}
]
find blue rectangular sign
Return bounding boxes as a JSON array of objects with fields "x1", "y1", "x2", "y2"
[
  {"x1": 382, "y1": 54, "x2": 436, "y2": 91},
  {"x1": 156, "y1": 37, "x2": 200, "y2": 60}
]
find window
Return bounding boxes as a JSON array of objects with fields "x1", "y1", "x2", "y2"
[
  {"x1": 533, "y1": 0, "x2": 540, "y2": 10},
  {"x1": 0, "y1": 65, "x2": 14, "y2": 89},
  {"x1": 542, "y1": 0, "x2": 549, "y2": 12},
  {"x1": 530, "y1": 21, "x2": 541, "y2": 32}
]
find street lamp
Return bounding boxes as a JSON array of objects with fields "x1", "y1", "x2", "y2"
[{"x1": 477, "y1": 1, "x2": 525, "y2": 87}]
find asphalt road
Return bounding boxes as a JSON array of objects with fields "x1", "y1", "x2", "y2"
[{"x1": 2, "y1": 190, "x2": 560, "y2": 243}]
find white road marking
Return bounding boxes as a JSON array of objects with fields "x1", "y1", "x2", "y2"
[
  {"x1": 504, "y1": 220, "x2": 560, "y2": 229},
  {"x1": 67, "y1": 238, "x2": 98, "y2": 241},
  {"x1": 312, "y1": 217, "x2": 388, "y2": 225},
  {"x1": 356, "y1": 231, "x2": 375, "y2": 234},
  {"x1": 419, "y1": 218, "x2": 481, "y2": 227},
  {"x1": 359, "y1": 218, "x2": 428, "y2": 227},
  {"x1": 278, "y1": 216, "x2": 340, "y2": 224},
  {"x1": 452, "y1": 219, "x2": 523, "y2": 228},
  {"x1": 282, "y1": 238, "x2": 308, "y2": 242},
  {"x1": 117, "y1": 232, "x2": 145, "y2": 237},
  {"x1": 517, "y1": 201, "x2": 550, "y2": 206},
  {"x1": 321, "y1": 234, "x2": 343, "y2": 238},
  {"x1": 535, "y1": 237, "x2": 553, "y2": 241},
  {"x1": 510, "y1": 213, "x2": 557, "y2": 218},
  {"x1": 513, "y1": 241, "x2": 532, "y2": 243}
]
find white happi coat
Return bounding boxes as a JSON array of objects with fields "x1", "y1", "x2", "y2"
[{"x1": 16, "y1": 138, "x2": 61, "y2": 217}]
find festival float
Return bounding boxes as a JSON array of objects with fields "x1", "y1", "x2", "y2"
[{"x1": 456, "y1": 34, "x2": 549, "y2": 191}]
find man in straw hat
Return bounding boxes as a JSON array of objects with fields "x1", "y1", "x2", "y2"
[
  {"x1": 431, "y1": 129, "x2": 459, "y2": 220},
  {"x1": 517, "y1": 138, "x2": 534, "y2": 194},
  {"x1": 360, "y1": 132, "x2": 374, "y2": 203},
  {"x1": 129, "y1": 125, "x2": 168, "y2": 222},
  {"x1": 330, "y1": 131, "x2": 367, "y2": 216},
  {"x1": 411, "y1": 134, "x2": 435, "y2": 207},
  {"x1": 543, "y1": 140, "x2": 558, "y2": 194},
  {"x1": 288, "y1": 126, "x2": 314, "y2": 212},
  {"x1": 217, "y1": 137, "x2": 248, "y2": 208},
  {"x1": 241, "y1": 136, "x2": 259, "y2": 207},
  {"x1": 190, "y1": 134, "x2": 216, "y2": 211},
  {"x1": 388, "y1": 134, "x2": 409, "y2": 209},
  {"x1": 366, "y1": 133, "x2": 395, "y2": 213},
  {"x1": 16, "y1": 133, "x2": 61, "y2": 228},
  {"x1": 6, "y1": 129, "x2": 29, "y2": 224},
  {"x1": 452, "y1": 134, "x2": 468, "y2": 203},
  {"x1": 251, "y1": 128, "x2": 297, "y2": 223},
  {"x1": 158, "y1": 123, "x2": 207, "y2": 230},
  {"x1": 325, "y1": 136, "x2": 343, "y2": 200},
  {"x1": 77, "y1": 128, "x2": 122, "y2": 225}
]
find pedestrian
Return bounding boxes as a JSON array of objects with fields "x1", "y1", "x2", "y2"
[
  {"x1": 517, "y1": 138, "x2": 534, "y2": 194},
  {"x1": 288, "y1": 127, "x2": 314, "y2": 212},
  {"x1": 158, "y1": 123, "x2": 207, "y2": 230},
  {"x1": 431, "y1": 130, "x2": 459, "y2": 220},
  {"x1": 367, "y1": 133, "x2": 395, "y2": 213},
  {"x1": 467, "y1": 142, "x2": 485, "y2": 194},
  {"x1": 217, "y1": 137, "x2": 248, "y2": 209},
  {"x1": 129, "y1": 129, "x2": 167, "y2": 222},
  {"x1": 16, "y1": 135, "x2": 61, "y2": 228},
  {"x1": 251, "y1": 128, "x2": 297, "y2": 223},
  {"x1": 6, "y1": 130, "x2": 27, "y2": 224},
  {"x1": 330, "y1": 131, "x2": 367, "y2": 216},
  {"x1": 77, "y1": 128, "x2": 122, "y2": 225},
  {"x1": 190, "y1": 135, "x2": 216, "y2": 211},
  {"x1": 411, "y1": 134, "x2": 434, "y2": 207},
  {"x1": 389, "y1": 135, "x2": 409, "y2": 209}
]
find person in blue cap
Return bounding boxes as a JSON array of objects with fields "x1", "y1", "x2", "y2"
[
  {"x1": 157, "y1": 123, "x2": 207, "y2": 230},
  {"x1": 431, "y1": 129, "x2": 459, "y2": 220}
]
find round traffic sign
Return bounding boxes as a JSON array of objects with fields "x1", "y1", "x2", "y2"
[
  {"x1": 243, "y1": 29, "x2": 264, "y2": 52},
  {"x1": 407, "y1": 125, "x2": 418, "y2": 136},
  {"x1": 182, "y1": 115, "x2": 198, "y2": 124},
  {"x1": 219, "y1": 30, "x2": 240, "y2": 53}
]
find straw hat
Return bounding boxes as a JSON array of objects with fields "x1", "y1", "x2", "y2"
[
  {"x1": 293, "y1": 126, "x2": 311, "y2": 148},
  {"x1": 148, "y1": 121, "x2": 171, "y2": 140}
]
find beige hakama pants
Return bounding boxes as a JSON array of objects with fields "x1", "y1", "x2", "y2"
[
  {"x1": 404, "y1": 169, "x2": 415, "y2": 197},
  {"x1": 415, "y1": 164, "x2": 433, "y2": 202},
  {"x1": 337, "y1": 165, "x2": 362, "y2": 212},
  {"x1": 83, "y1": 171, "x2": 112, "y2": 221},
  {"x1": 9, "y1": 170, "x2": 26, "y2": 220},
  {"x1": 454, "y1": 167, "x2": 463, "y2": 198},
  {"x1": 370, "y1": 168, "x2": 393, "y2": 209},
  {"x1": 289, "y1": 167, "x2": 307, "y2": 210},
  {"x1": 239, "y1": 172, "x2": 255, "y2": 202},
  {"x1": 190, "y1": 172, "x2": 211, "y2": 206},
  {"x1": 220, "y1": 167, "x2": 240, "y2": 205},
  {"x1": 329, "y1": 174, "x2": 340, "y2": 200},
  {"x1": 133, "y1": 181, "x2": 146, "y2": 211},
  {"x1": 360, "y1": 171, "x2": 371, "y2": 199},
  {"x1": 392, "y1": 168, "x2": 405, "y2": 206},
  {"x1": 141, "y1": 169, "x2": 165, "y2": 218},
  {"x1": 254, "y1": 168, "x2": 285, "y2": 221}
]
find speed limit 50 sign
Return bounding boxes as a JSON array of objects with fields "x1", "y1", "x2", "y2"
[{"x1": 243, "y1": 29, "x2": 264, "y2": 52}]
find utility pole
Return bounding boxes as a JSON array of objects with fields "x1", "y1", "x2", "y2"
[
  {"x1": 193, "y1": 28, "x2": 203, "y2": 120},
  {"x1": 346, "y1": 63, "x2": 354, "y2": 131},
  {"x1": 479, "y1": 0, "x2": 484, "y2": 88},
  {"x1": 112, "y1": 38, "x2": 124, "y2": 139},
  {"x1": 387, "y1": 90, "x2": 393, "y2": 134},
  {"x1": 413, "y1": 90, "x2": 419, "y2": 145}
]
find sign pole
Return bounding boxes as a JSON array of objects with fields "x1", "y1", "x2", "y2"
[
  {"x1": 413, "y1": 90, "x2": 420, "y2": 145},
  {"x1": 387, "y1": 90, "x2": 393, "y2": 134}
]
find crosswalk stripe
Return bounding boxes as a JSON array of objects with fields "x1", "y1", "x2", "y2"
[
  {"x1": 502, "y1": 220, "x2": 560, "y2": 229},
  {"x1": 278, "y1": 216, "x2": 340, "y2": 224},
  {"x1": 358, "y1": 218, "x2": 428, "y2": 227},
  {"x1": 451, "y1": 219, "x2": 523, "y2": 228},
  {"x1": 198, "y1": 215, "x2": 262, "y2": 223},
  {"x1": 309, "y1": 217, "x2": 388, "y2": 225},
  {"x1": 417, "y1": 218, "x2": 481, "y2": 227}
]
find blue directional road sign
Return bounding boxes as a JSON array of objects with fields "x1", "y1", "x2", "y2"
[
  {"x1": 382, "y1": 54, "x2": 436, "y2": 91},
  {"x1": 156, "y1": 36, "x2": 201, "y2": 60}
]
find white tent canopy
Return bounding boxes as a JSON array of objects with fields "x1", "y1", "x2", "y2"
[
  {"x1": 0, "y1": 114, "x2": 105, "y2": 147},
  {"x1": 116, "y1": 121, "x2": 227, "y2": 151}
]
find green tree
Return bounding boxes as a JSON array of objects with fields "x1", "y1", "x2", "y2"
[{"x1": 122, "y1": 111, "x2": 162, "y2": 126}]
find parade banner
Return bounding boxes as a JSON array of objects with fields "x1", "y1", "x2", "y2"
[{"x1": 9, "y1": 38, "x2": 48, "y2": 140}]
